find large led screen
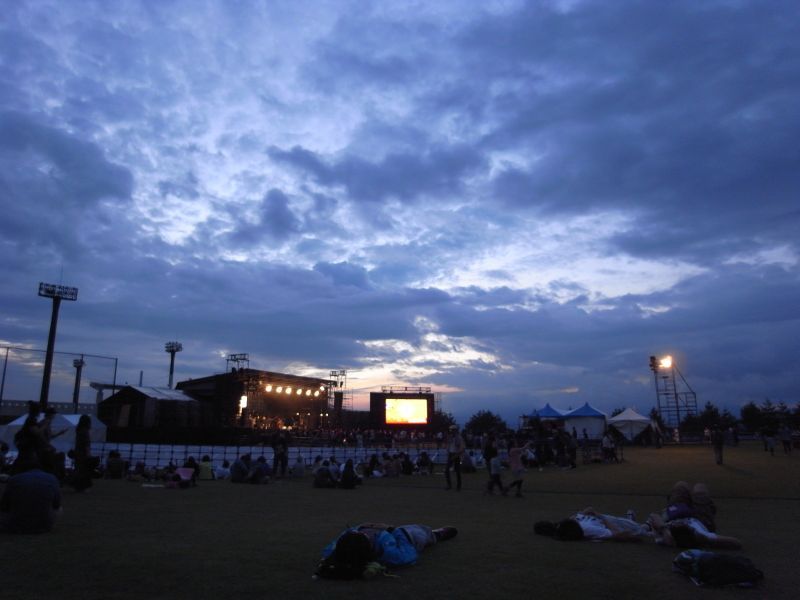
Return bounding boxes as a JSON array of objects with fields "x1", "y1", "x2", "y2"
[{"x1": 385, "y1": 398, "x2": 428, "y2": 425}]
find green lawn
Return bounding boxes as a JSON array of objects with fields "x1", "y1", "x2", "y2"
[{"x1": 2, "y1": 442, "x2": 798, "y2": 599}]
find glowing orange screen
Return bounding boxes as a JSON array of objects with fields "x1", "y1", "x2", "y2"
[{"x1": 385, "y1": 398, "x2": 428, "y2": 424}]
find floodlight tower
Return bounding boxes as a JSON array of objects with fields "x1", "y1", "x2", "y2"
[
  {"x1": 72, "y1": 356, "x2": 85, "y2": 413},
  {"x1": 649, "y1": 354, "x2": 698, "y2": 429},
  {"x1": 38, "y1": 282, "x2": 79, "y2": 410},
  {"x1": 165, "y1": 341, "x2": 183, "y2": 389}
]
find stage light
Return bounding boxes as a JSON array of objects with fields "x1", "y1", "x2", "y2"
[
  {"x1": 296, "y1": 388, "x2": 302, "y2": 395},
  {"x1": 276, "y1": 386, "x2": 283, "y2": 393},
  {"x1": 314, "y1": 391, "x2": 320, "y2": 397},
  {"x1": 239, "y1": 395, "x2": 248, "y2": 410},
  {"x1": 305, "y1": 390, "x2": 311, "y2": 396},
  {"x1": 265, "y1": 384, "x2": 273, "y2": 392},
  {"x1": 285, "y1": 387, "x2": 292, "y2": 394},
  {"x1": 659, "y1": 355, "x2": 673, "y2": 369},
  {"x1": 319, "y1": 385, "x2": 325, "y2": 390}
]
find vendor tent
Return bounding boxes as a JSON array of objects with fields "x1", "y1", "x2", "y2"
[
  {"x1": 0, "y1": 413, "x2": 107, "y2": 454},
  {"x1": 608, "y1": 407, "x2": 651, "y2": 441},
  {"x1": 563, "y1": 402, "x2": 607, "y2": 439},
  {"x1": 531, "y1": 403, "x2": 567, "y2": 420}
]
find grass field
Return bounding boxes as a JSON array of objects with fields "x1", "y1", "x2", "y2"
[{"x1": 2, "y1": 442, "x2": 798, "y2": 599}]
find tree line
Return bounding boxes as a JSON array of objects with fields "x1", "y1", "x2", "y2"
[{"x1": 447, "y1": 399, "x2": 799, "y2": 437}]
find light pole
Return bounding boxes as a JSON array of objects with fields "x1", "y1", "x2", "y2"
[
  {"x1": 72, "y1": 356, "x2": 85, "y2": 413},
  {"x1": 38, "y1": 282, "x2": 78, "y2": 410},
  {"x1": 165, "y1": 341, "x2": 183, "y2": 389}
]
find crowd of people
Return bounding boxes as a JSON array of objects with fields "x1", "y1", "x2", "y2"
[{"x1": 0, "y1": 400, "x2": 783, "y2": 588}]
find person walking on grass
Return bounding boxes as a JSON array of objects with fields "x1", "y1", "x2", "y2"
[
  {"x1": 507, "y1": 438, "x2": 532, "y2": 497},
  {"x1": 444, "y1": 425, "x2": 465, "y2": 491}
]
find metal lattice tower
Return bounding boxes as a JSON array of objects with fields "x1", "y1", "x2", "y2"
[
  {"x1": 650, "y1": 355, "x2": 698, "y2": 429},
  {"x1": 329, "y1": 370, "x2": 351, "y2": 424}
]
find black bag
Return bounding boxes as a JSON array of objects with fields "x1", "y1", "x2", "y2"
[{"x1": 673, "y1": 550, "x2": 764, "y2": 587}]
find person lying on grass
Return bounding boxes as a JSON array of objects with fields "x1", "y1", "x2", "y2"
[
  {"x1": 314, "y1": 522, "x2": 458, "y2": 579},
  {"x1": 534, "y1": 507, "x2": 654, "y2": 542}
]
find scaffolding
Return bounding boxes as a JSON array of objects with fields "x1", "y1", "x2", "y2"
[
  {"x1": 329, "y1": 369, "x2": 352, "y2": 425},
  {"x1": 650, "y1": 355, "x2": 698, "y2": 429}
]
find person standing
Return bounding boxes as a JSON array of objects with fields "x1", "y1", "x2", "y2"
[
  {"x1": 507, "y1": 438, "x2": 531, "y2": 497},
  {"x1": 711, "y1": 426, "x2": 725, "y2": 465},
  {"x1": 444, "y1": 425, "x2": 465, "y2": 491},
  {"x1": 70, "y1": 415, "x2": 94, "y2": 491}
]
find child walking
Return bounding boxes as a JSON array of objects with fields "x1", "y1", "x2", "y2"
[{"x1": 507, "y1": 438, "x2": 532, "y2": 498}]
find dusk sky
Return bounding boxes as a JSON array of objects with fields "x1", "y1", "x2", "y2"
[{"x1": 1, "y1": 1, "x2": 798, "y2": 426}]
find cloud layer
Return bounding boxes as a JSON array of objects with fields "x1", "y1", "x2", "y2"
[{"x1": 1, "y1": 0, "x2": 798, "y2": 424}]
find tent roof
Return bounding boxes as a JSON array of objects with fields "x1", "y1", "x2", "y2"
[
  {"x1": 128, "y1": 386, "x2": 197, "y2": 401},
  {"x1": 564, "y1": 402, "x2": 606, "y2": 418},
  {"x1": 531, "y1": 403, "x2": 566, "y2": 419},
  {"x1": 608, "y1": 407, "x2": 650, "y2": 423}
]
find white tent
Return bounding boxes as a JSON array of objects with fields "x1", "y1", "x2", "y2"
[
  {"x1": 0, "y1": 413, "x2": 106, "y2": 453},
  {"x1": 608, "y1": 408, "x2": 651, "y2": 441},
  {"x1": 563, "y1": 403, "x2": 607, "y2": 439}
]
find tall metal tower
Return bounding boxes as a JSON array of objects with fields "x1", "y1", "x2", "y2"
[
  {"x1": 165, "y1": 341, "x2": 183, "y2": 388},
  {"x1": 650, "y1": 355, "x2": 698, "y2": 429},
  {"x1": 329, "y1": 369, "x2": 351, "y2": 425},
  {"x1": 38, "y1": 282, "x2": 79, "y2": 409}
]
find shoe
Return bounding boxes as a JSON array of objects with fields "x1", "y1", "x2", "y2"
[{"x1": 433, "y1": 527, "x2": 458, "y2": 542}]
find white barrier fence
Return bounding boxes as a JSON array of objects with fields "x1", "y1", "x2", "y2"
[{"x1": 89, "y1": 442, "x2": 451, "y2": 469}]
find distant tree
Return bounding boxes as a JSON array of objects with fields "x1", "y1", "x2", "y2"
[
  {"x1": 760, "y1": 398, "x2": 779, "y2": 430},
  {"x1": 610, "y1": 407, "x2": 626, "y2": 417},
  {"x1": 681, "y1": 414, "x2": 703, "y2": 435},
  {"x1": 739, "y1": 401, "x2": 762, "y2": 433},
  {"x1": 430, "y1": 410, "x2": 457, "y2": 432},
  {"x1": 775, "y1": 401, "x2": 791, "y2": 420},
  {"x1": 698, "y1": 402, "x2": 721, "y2": 429},
  {"x1": 464, "y1": 410, "x2": 507, "y2": 435},
  {"x1": 720, "y1": 409, "x2": 737, "y2": 430}
]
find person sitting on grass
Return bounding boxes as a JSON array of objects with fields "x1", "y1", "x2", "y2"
[
  {"x1": 534, "y1": 507, "x2": 654, "y2": 542},
  {"x1": 313, "y1": 461, "x2": 337, "y2": 488},
  {"x1": 314, "y1": 523, "x2": 458, "y2": 579},
  {"x1": 290, "y1": 455, "x2": 305, "y2": 478},
  {"x1": 214, "y1": 460, "x2": 231, "y2": 480},
  {"x1": 338, "y1": 459, "x2": 362, "y2": 489},
  {"x1": 414, "y1": 452, "x2": 433, "y2": 475},
  {"x1": 647, "y1": 512, "x2": 742, "y2": 550},
  {"x1": 230, "y1": 454, "x2": 251, "y2": 483},
  {"x1": 198, "y1": 455, "x2": 215, "y2": 481},
  {"x1": 247, "y1": 456, "x2": 271, "y2": 484},
  {"x1": 0, "y1": 458, "x2": 62, "y2": 534},
  {"x1": 662, "y1": 481, "x2": 717, "y2": 531}
]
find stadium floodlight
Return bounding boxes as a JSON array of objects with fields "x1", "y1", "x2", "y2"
[
  {"x1": 296, "y1": 388, "x2": 302, "y2": 395},
  {"x1": 165, "y1": 341, "x2": 183, "y2": 389},
  {"x1": 659, "y1": 355, "x2": 673, "y2": 369},
  {"x1": 38, "y1": 281, "x2": 79, "y2": 409},
  {"x1": 265, "y1": 384, "x2": 273, "y2": 392},
  {"x1": 72, "y1": 356, "x2": 85, "y2": 413}
]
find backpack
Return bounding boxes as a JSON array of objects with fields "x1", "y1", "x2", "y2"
[{"x1": 673, "y1": 550, "x2": 764, "y2": 587}]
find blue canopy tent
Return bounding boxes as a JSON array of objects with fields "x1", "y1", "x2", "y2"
[{"x1": 563, "y1": 402, "x2": 607, "y2": 439}]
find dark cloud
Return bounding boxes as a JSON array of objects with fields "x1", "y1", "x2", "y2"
[
  {"x1": 268, "y1": 143, "x2": 484, "y2": 204},
  {"x1": 226, "y1": 189, "x2": 302, "y2": 246}
]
